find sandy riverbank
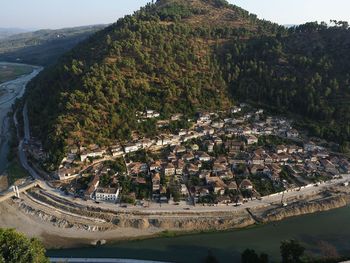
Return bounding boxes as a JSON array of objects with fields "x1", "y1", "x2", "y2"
[{"x1": 0, "y1": 199, "x2": 163, "y2": 248}]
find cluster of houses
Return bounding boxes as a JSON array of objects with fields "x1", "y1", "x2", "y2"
[{"x1": 53, "y1": 105, "x2": 349, "y2": 204}]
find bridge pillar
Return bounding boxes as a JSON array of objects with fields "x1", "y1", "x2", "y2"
[
  {"x1": 12, "y1": 186, "x2": 20, "y2": 198},
  {"x1": 16, "y1": 186, "x2": 20, "y2": 198}
]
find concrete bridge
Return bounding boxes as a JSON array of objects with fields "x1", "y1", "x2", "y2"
[{"x1": 0, "y1": 180, "x2": 42, "y2": 203}]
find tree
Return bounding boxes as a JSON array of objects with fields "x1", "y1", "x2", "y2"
[
  {"x1": 0, "y1": 228, "x2": 49, "y2": 263},
  {"x1": 204, "y1": 250, "x2": 219, "y2": 263},
  {"x1": 241, "y1": 249, "x2": 259, "y2": 263},
  {"x1": 241, "y1": 249, "x2": 269, "y2": 263},
  {"x1": 280, "y1": 240, "x2": 305, "y2": 263}
]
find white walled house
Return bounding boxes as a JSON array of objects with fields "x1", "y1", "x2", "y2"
[{"x1": 95, "y1": 188, "x2": 120, "y2": 202}]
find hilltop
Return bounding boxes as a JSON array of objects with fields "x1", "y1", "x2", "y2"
[
  {"x1": 24, "y1": 0, "x2": 350, "y2": 167},
  {"x1": 0, "y1": 25, "x2": 106, "y2": 65}
]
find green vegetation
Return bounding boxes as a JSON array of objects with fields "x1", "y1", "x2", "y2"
[
  {"x1": 0, "y1": 64, "x2": 33, "y2": 83},
  {"x1": 0, "y1": 25, "x2": 105, "y2": 66},
  {"x1": 6, "y1": 160, "x2": 29, "y2": 186},
  {"x1": 239, "y1": 240, "x2": 347, "y2": 263},
  {"x1": 222, "y1": 21, "x2": 350, "y2": 151},
  {"x1": 23, "y1": 0, "x2": 350, "y2": 169},
  {"x1": 0, "y1": 228, "x2": 49, "y2": 263}
]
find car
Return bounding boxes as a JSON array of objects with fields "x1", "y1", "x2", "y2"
[
  {"x1": 120, "y1": 204, "x2": 127, "y2": 208},
  {"x1": 183, "y1": 207, "x2": 190, "y2": 210}
]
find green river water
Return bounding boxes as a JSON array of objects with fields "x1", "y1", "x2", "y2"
[{"x1": 47, "y1": 206, "x2": 350, "y2": 262}]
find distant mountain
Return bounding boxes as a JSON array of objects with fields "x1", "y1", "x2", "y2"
[
  {"x1": 0, "y1": 25, "x2": 106, "y2": 65},
  {"x1": 0, "y1": 28, "x2": 30, "y2": 39},
  {"x1": 25, "y1": 0, "x2": 350, "y2": 167}
]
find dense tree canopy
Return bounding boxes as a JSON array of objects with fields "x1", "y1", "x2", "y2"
[{"x1": 0, "y1": 228, "x2": 49, "y2": 263}]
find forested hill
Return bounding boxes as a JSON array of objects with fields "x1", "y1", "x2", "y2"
[
  {"x1": 25, "y1": 0, "x2": 350, "y2": 167},
  {"x1": 0, "y1": 25, "x2": 105, "y2": 66},
  {"x1": 221, "y1": 21, "x2": 350, "y2": 150}
]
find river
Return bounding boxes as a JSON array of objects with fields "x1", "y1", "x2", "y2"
[
  {"x1": 47, "y1": 206, "x2": 350, "y2": 263},
  {"x1": 0, "y1": 62, "x2": 42, "y2": 175}
]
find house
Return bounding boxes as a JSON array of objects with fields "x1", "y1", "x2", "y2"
[
  {"x1": 287, "y1": 145, "x2": 298, "y2": 154},
  {"x1": 174, "y1": 145, "x2": 186, "y2": 154},
  {"x1": 251, "y1": 154, "x2": 264, "y2": 165},
  {"x1": 218, "y1": 169, "x2": 234, "y2": 179},
  {"x1": 250, "y1": 164, "x2": 265, "y2": 174},
  {"x1": 225, "y1": 141, "x2": 244, "y2": 153},
  {"x1": 163, "y1": 163, "x2": 176, "y2": 177},
  {"x1": 197, "y1": 151, "x2": 211, "y2": 162},
  {"x1": 286, "y1": 129, "x2": 299, "y2": 138},
  {"x1": 171, "y1": 113, "x2": 183, "y2": 121},
  {"x1": 168, "y1": 152, "x2": 177, "y2": 161},
  {"x1": 124, "y1": 143, "x2": 141, "y2": 154},
  {"x1": 213, "y1": 181, "x2": 226, "y2": 195},
  {"x1": 85, "y1": 174, "x2": 100, "y2": 198},
  {"x1": 227, "y1": 181, "x2": 238, "y2": 191},
  {"x1": 240, "y1": 179, "x2": 253, "y2": 190},
  {"x1": 146, "y1": 110, "x2": 160, "y2": 118},
  {"x1": 207, "y1": 141, "x2": 215, "y2": 153},
  {"x1": 213, "y1": 163, "x2": 227, "y2": 173},
  {"x1": 180, "y1": 184, "x2": 189, "y2": 196},
  {"x1": 276, "y1": 145, "x2": 288, "y2": 154},
  {"x1": 231, "y1": 106, "x2": 242, "y2": 114},
  {"x1": 110, "y1": 145, "x2": 124, "y2": 157},
  {"x1": 127, "y1": 162, "x2": 148, "y2": 175},
  {"x1": 152, "y1": 173, "x2": 161, "y2": 192},
  {"x1": 339, "y1": 159, "x2": 350, "y2": 172},
  {"x1": 150, "y1": 160, "x2": 162, "y2": 172},
  {"x1": 186, "y1": 163, "x2": 199, "y2": 175},
  {"x1": 175, "y1": 159, "x2": 185, "y2": 175},
  {"x1": 80, "y1": 149, "x2": 105, "y2": 162},
  {"x1": 198, "y1": 187, "x2": 210, "y2": 197},
  {"x1": 182, "y1": 152, "x2": 195, "y2": 162},
  {"x1": 246, "y1": 135, "x2": 258, "y2": 145},
  {"x1": 141, "y1": 138, "x2": 154, "y2": 149},
  {"x1": 57, "y1": 167, "x2": 79, "y2": 181},
  {"x1": 198, "y1": 112, "x2": 211, "y2": 123},
  {"x1": 95, "y1": 188, "x2": 119, "y2": 202},
  {"x1": 214, "y1": 137, "x2": 223, "y2": 145},
  {"x1": 304, "y1": 141, "x2": 324, "y2": 152},
  {"x1": 212, "y1": 121, "x2": 225, "y2": 129}
]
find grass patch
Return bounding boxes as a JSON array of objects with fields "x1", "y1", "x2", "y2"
[
  {"x1": 6, "y1": 159, "x2": 29, "y2": 186},
  {"x1": 0, "y1": 64, "x2": 33, "y2": 84}
]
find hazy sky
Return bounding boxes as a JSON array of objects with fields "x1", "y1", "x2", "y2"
[{"x1": 0, "y1": 0, "x2": 349, "y2": 30}]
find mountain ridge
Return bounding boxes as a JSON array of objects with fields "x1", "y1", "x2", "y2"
[{"x1": 24, "y1": 0, "x2": 350, "y2": 167}]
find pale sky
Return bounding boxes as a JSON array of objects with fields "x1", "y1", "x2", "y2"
[{"x1": 0, "y1": 0, "x2": 349, "y2": 30}]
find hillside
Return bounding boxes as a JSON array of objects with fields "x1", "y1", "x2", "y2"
[
  {"x1": 0, "y1": 25, "x2": 106, "y2": 66},
  {"x1": 220, "y1": 21, "x2": 350, "y2": 149},
  {"x1": 25, "y1": 0, "x2": 350, "y2": 167}
]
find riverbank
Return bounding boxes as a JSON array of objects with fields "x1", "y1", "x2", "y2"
[{"x1": 1, "y1": 183, "x2": 350, "y2": 250}]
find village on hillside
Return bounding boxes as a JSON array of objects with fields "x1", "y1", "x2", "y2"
[{"x1": 24, "y1": 104, "x2": 350, "y2": 206}]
